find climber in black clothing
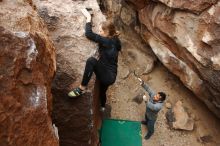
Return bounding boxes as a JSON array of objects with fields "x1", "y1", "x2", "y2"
[{"x1": 68, "y1": 8, "x2": 121, "y2": 111}]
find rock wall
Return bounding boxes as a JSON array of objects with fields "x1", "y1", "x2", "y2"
[
  {"x1": 33, "y1": 0, "x2": 105, "y2": 145},
  {"x1": 0, "y1": 0, "x2": 58, "y2": 146},
  {"x1": 97, "y1": 0, "x2": 157, "y2": 76},
  {"x1": 99, "y1": 0, "x2": 220, "y2": 118},
  {"x1": 122, "y1": 0, "x2": 220, "y2": 117}
]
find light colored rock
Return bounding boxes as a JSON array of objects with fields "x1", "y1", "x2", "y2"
[
  {"x1": 166, "y1": 102, "x2": 172, "y2": 109},
  {"x1": 190, "y1": 113, "x2": 196, "y2": 120},
  {"x1": 154, "y1": 0, "x2": 217, "y2": 13},
  {"x1": 172, "y1": 101, "x2": 194, "y2": 131},
  {"x1": 120, "y1": 6, "x2": 136, "y2": 25},
  {"x1": 118, "y1": 61, "x2": 130, "y2": 80},
  {"x1": 121, "y1": 46, "x2": 155, "y2": 76}
]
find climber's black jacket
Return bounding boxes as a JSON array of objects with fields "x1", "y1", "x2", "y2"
[{"x1": 85, "y1": 22, "x2": 121, "y2": 74}]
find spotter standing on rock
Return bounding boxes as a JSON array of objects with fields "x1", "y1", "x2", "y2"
[
  {"x1": 68, "y1": 8, "x2": 121, "y2": 112},
  {"x1": 140, "y1": 79, "x2": 166, "y2": 140}
]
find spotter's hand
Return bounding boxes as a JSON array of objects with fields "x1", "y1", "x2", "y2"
[
  {"x1": 139, "y1": 79, "x2": 145, "y2": 86},
  {"x1": 143, "y1": 95, "x2": 148, "y2": 101}
]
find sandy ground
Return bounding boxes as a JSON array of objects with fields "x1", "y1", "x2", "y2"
[{"x1": 106, "y1": 54, "x2": 220, "y2": 146}]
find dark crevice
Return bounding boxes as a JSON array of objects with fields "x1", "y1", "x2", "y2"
[
  {"x1": 51, "y1": 70, "x2": 95, "y2": 146},
  {"x1": 97, "y1": 0, "x2": 108, "y2": 14}
]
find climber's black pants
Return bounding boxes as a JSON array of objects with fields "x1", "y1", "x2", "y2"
[{"x1": 81, "y1": 57, "x2": 116, "y2": 107}]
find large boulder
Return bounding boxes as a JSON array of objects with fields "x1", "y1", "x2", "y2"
[
  {"x1": 166, "y1": 101, "x2": 194, "y2": 131},
  {"x1": 124, "y1": 0, "x2": 220, "y2": 118},
  {"x1": 0, "y1": 1, "x2": 58, "y2": 146},
  {"x1": 33, "y1": 0, "x2": 106, "y2": 145}
]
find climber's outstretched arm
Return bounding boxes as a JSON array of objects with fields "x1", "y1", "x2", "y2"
[
  {"x1": 81, "y1": 8, "x2": 110, "y2": 45},
  {"x1": 141, "y1": 81, "x2": 155, "y2": 99}
]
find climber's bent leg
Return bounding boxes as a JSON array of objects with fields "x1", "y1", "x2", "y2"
[{"x1": 68, "y1": 57, "x2": 98, "y2": 98}]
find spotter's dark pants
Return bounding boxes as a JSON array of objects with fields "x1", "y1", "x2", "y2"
[{"x1": 144, "y1": 114, "x2": 156, "y2": 139}]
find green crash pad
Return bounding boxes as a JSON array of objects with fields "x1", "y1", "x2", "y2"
[{"x1": 100, "y1": 119, "x2": 142, "y2": 146}]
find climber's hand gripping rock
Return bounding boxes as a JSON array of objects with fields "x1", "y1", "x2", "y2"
[{"x1": 81, "y1": 8, "x2": 91, "y2": 22}]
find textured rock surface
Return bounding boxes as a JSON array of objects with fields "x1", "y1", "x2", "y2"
[
  {"x1": 172, "y1": 101, "x2": 194, "y2": 131},
  {"x1": 121, "y1": 0, "x2": 220, "y2": 118},
  {"x1": 154, "y1": 0, "x2": 217, "y2": 13},
  {"x1": 33, "y1": 0, "x2": 105, "y2": 145},
  {"x1": 97, "y1": 0, "x2": 157, "y2": 76},
  {"x1": 125, "y1": 0, "x2": 149, "y2": 10},
  {"x1": 0, "y1": 1, "x2": 58, "y2": 146},
  {"x1": 166, "y1": 101, "x2": 194, "y2": 131}
]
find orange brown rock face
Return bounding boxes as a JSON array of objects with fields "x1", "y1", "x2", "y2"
[
  {"x1": 0, "y1": 26, "x2": 58, "y2": 146},
  {"x1": 125, "y1": 0, "x2": 149, "y2": 10},
  {"x1": 0, "y1": 1, "x2": 58, "y2": 146}
]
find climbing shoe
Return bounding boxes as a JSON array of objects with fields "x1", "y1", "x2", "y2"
[
  {"x1": 68, "y1": 87, "x2": 85, "y2": 98},
  {"x1": 144, "y1": 135, "x2": 151, "y2": 140},
  {"x1": 141, "y1": 121, "x2": 147, "y2": 125}
]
